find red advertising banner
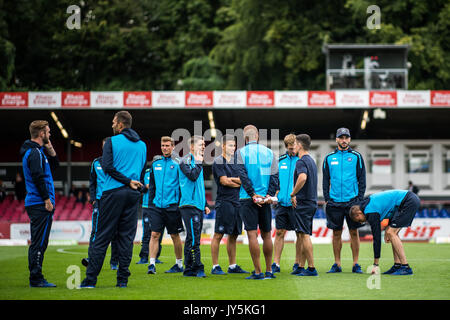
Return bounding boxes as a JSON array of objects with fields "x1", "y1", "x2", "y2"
[
  {"x1": 369, "y1": 91, "x2": 397, "y2": 107},
  {"x1": 0, "y1": 222, "x2": 11, "y2": 239},
  {"x1": 61, "y1": 92, "x2": 90, "y2": 108},
  {"x1": 308, "y1": 91, "x2": 335, "y2": 107},
  {"x1": 123, "y1": 91, "x2": 152, "y2": 107},
  {"x1": 0, "y1": 92, "x2": 28, "y2": 108},
  {"x1": 185, "y1": 91, "x2": 213, "y2": 107},
  {"x1": 246, "y1": 91, "x2": 274, "y2": 107},
  {"x1": 430, "y1": 90, "x2": 450, "y2": 107}
]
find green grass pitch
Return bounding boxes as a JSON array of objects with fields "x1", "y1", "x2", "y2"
[{"x1": 0, "y1": 242, "x2": 449, "y2": 300}]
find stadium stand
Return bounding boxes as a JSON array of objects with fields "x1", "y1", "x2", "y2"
[{"x1": 1, "y1": 191, "x2": 448, "y2": 223}]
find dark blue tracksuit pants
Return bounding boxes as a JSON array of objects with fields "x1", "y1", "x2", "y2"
[
  {"x1": 26, "y1": 204, "x2": 54, "y2": 285},
  {"x1": 180, "y1": 206, "x2": 204, "y2": 274},
  {"x1": 89, "y1": 201, "x2": 119, "y2": 265},
  {"x1": 84, "y1": 186, "x2": 140, "y2": 285},
  {"x1": 139, "y1": 207, "x2": 163, "y2": 259}
]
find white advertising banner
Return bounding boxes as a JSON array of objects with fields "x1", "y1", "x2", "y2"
[
  {"x1": 152, "y1": 91, "x2": 185, "y2": 108},
  {"x1": 10, "y1": 218, "x2": 450, "y2": 242},
  {"x1": 397, "y1": 90, "x2": 430, "y2": 107},
  {"x1": 91, "y1": 91, "x2": 123, "y2": 108},
  {"x1": 29, "y1": 92, "x2": 61, "y2": 108},
  {"x1": 213, "y1": 91, "x2": 246, "y2": 108},
  {"x1": 274, "y1": 91, "x2": 308, "y2": 108},
  {"x1": 335, "y1": 90, "x2": 369, "y2": 108}
]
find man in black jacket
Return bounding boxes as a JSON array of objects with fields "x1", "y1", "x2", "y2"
[{"x1": 20, "y1": 120, "x2": 59, "y2": 288}]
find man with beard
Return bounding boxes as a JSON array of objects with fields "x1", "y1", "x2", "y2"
[
  {"x1": 80, "y1": 111, "x2": 147, "y2": 288},
  {"x1": 20, "y1": 120, "x2": 59, "y2": 287},
  {"x1": 322, "y1": 128, "x2": 366, "y2": 274}
]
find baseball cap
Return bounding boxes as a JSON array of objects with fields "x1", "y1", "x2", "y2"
[{"x1": 336, "y1": 127, "x2": 351, "y2": 138}]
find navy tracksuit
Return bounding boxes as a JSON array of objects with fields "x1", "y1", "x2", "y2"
[
  {"x1": 20, "y1": 140, "x2": 59, "y2": 285},
  {"x1": 178, "y1": 153, "x2": 206, "y2": 275},
  {"x1": 88, "y1": 157, "x2": 119, "y2": 265},
  {"x1": 82, "y1": 128, "x2": 147, "y2": 286},
  {"x1": 139, "y1": 168, "x2": 163, "y2": 260}
]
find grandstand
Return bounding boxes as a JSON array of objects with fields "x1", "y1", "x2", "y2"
[{"x1": 0, "y1": 89, "x2": 449, "y2": 244}]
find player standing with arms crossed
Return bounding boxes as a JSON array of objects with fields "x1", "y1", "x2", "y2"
[{"x1": 210, "y1": 134, "x2": 249, "y2": 275}]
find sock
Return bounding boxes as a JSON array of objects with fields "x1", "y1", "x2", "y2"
[
  {"x1": 308, "y1": 267, "x2": 316, "y2": 272},
  {"x1": 176, "y1": 259, "x2": 183, "y2": 268},
  {"x1": 401, "y1": 264, "x2": 409, "y2": 268},
  {"x1": 276, "y1": 263, "x2": 280, "y2": 268},
  {"x1": 213, "y1": 264, "x2": 220, "y2": 269},
  {"x1": 394, "y1": 263, "x2": 401, "y2": 268},
  {"x1": 229, "y1": 264, "x2": 237, "y2": 269},
  {"x1": 149, "y1": 258, "x2": 156, "y2": 265}
]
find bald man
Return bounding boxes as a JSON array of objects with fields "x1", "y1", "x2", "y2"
[{"x1": 235, "y1": 125, "x2": 278, "y2": 280}]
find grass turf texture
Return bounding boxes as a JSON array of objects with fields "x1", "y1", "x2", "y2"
[{"x1": 0, "y1": 243, "x2": 449, "y2": 300}]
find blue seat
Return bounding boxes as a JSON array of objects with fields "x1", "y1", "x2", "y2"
[
  {"x1": 315, "y1": 209, "x2": 325, "y2": 219},
  {"x1": 429, "y1": 209, "x2": 439, "y2": 218},
  {"x1": 418, "y1": 209, "x2": 427, "y2": 218},
  {"x1": 439, "y1": 209, "x2": 449, "y2": 218}
]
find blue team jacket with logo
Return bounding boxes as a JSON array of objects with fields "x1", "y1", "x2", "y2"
[
  {"x1": 322, "y1": 147, "x2": 366, "y2": 203},
  {"x1": 149, "y1": 155, "x2": 180, "y2": 208},
  {"x1": 178, "y1": 153, "x2": 206, "y2": 211}
]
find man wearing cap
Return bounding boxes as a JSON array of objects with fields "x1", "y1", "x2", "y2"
[{"x1": 322, "y1": 128, "x2": 366, "y2": 274}]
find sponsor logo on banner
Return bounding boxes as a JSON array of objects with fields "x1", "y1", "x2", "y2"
[
  {"x1": 369, "y1": 91, "x2": 397, "y2": 107},
  {"x1": 0, "y1": 92, "x2": 28, "y2": 108},
  {"x1": 185, "y1": 91, "x2": 213, "y2": 107},
  {"x1": 152, "y1": 91, "x2": 185, "y2": 108},
  {"x1": 29, "y1": 92, "x2": 61, "y2": 108},
  {"x1": 247, "y1": 91, "x2": 274, "y2": 107},
  {"x1": 274, "y1": 91, "x2": 307, "y2": 108},
  {"x1": 430, "y1": 90, "x2": 450, "y2": 107},
  {"x1": 123, "y1": 91, "x2": 151, "y2": 107},
  {"x1": 308, "y1": 91, "x2": 336, "y2": 107},
  {"x1": 91, "y1": 91, "x2": 123, "y2": 108},
  {"x1": 335, "y1": 90, "x2": 369, "y2": 107},
  {"x1": 213, "y1": 91, "x2": 246, "y2": 108},
  {"x1": 397, "y1": 90, "x2": 429, "y2": 107},
  {"x1": 62, "y1": 92, "x2": 90, "y2": 108}
]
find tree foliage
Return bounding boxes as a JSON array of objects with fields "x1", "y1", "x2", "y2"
[{"x1": 0, "y1": 0, "x2": 448, "y2": 91}]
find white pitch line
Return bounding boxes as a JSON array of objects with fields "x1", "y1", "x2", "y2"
[{"x1": 56, "y1": 248, "x2": 86, "y2": 255}]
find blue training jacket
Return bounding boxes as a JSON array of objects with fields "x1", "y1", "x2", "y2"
[
  {"x1": 20, "y1": 140, "x2": 59, "y2": 207},
  {"x1": 362, "y1": 189, "x2": 409, "y2": 220},
  {"x1": 149, "y1": 154, "x2": 180, "y2": 208},
  {"x1": 101, "y1": 128, "x2": 147, "y2": 193},
  {"x1": 277, "y1": 152, "x2": 299, "y2": 206},
  {"x1": 235, "y1": 141, "x2": 278, "y2": 200},
  {"x1": 89, "y1": 157, "x2": 106, "y2": 201},
  {"x1": 142, "y1": 168, "x2": 151, "y2": 208},
  {"x1": 322, "y1": 147, "x2": 366, "y2": 204},
  {"x1": 178, "y1": 153, "x2": 206, "y2": 211}
]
